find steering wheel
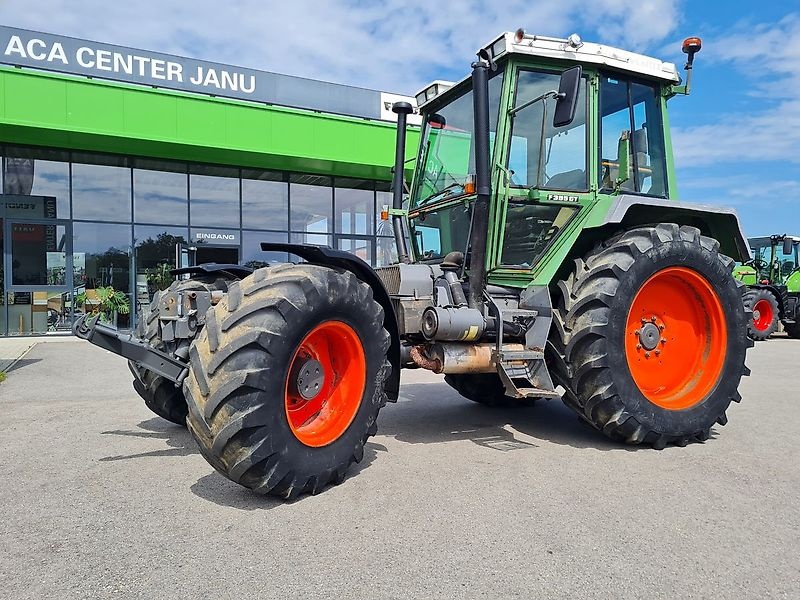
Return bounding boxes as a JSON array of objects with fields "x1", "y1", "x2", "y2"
[{"x1": 746, "y1": 258, "x2": 768, "y2": 272}]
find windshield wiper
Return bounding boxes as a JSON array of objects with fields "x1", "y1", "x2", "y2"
[{"x1": 416, "y1": 181, "x2": 465, "y2": 207}]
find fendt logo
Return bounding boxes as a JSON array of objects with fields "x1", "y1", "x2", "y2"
[{"x1": 196, "y1": 232, "x2": 236, "y2": 241}]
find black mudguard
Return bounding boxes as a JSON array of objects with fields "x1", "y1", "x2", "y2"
[{"x1": 171, "y1": 263, "x2": 253, "y2": 279}]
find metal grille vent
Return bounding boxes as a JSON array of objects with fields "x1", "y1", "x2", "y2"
[{"x1": 374, "y1": 265, "x2": 401, "y2": 295}]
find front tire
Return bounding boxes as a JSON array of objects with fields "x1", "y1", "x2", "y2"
[
  {"x1": 743, "y1": 288, "x2": 779, "y2": 340},
  {"x1": 184, "y1": 264, "x2": 391, "y2": 499},
  {"x1": 549, "y1": 224, "x2": 751, "y2": 448}
]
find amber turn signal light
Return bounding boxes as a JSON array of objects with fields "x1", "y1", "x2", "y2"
[
  {"x1": 682, "y1": 37, "x2": 702, "y2": 54},
  {"x1": 464, "y1": 176, "x2": 476, "y2": 195}
]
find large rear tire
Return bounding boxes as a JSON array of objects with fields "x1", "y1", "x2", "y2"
[
  {"x1": 129, "y1": 277, "x2": 233, "y2": 426},
  {"x1": 444, "y1": 374, "x2": 536, "y2": 407},
  {"x1": 548, "y1": 224, "x2": 751, "y2": 448},
  {"x1": 184, "y1": 264, "x2": 391, "y2": 499},
  {"x1": 743, "y1": 288, "x2": 779, "y2": 340}
]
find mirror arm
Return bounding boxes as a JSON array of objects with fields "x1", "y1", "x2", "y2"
[{"x1": 509, "y1": 90, "x2": 562, "y2": 117}]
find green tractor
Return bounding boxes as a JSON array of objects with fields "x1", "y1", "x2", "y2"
[
  {"x1": 76, "y1": 31, "x2": 752, "y2": 499},
  {"x1": 736, "y1": 235, "x2": 800, "y2": 340}
]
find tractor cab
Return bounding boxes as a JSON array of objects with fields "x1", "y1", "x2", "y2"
[
  {"x1": 740, "y1": 235, "x2": 800, "y2": 340},
  {"x1": 406, "y1": 31, "x2": 688, "y2": 286},
  {"x1": 748, "y1": 235, "x2": 800, "y2": 286}
]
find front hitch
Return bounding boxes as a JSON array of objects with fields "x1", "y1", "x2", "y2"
[{"x1": 73, "y1": 315, "x2": 189, "y2": 385}]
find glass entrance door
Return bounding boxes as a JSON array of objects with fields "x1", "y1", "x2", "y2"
[
  {"x1": 3, "y1": 218, "x2": 73, "y2": 335},
  {"x1": 175, "y1": 242, "x2": 196, "y2": 270}
]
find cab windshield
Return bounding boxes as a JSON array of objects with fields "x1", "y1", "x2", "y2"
[
  {"x1": 752, "y1": 239, "x2": 799, "y2": 280},
  {"x1": 412, "y1": 70, "x2": 504, "y2": 209}
]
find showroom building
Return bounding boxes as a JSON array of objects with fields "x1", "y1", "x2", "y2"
[{"x1": 0, "y1": 26, "x2": 418, "y2": 336}]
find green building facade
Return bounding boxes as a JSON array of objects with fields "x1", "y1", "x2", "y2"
[{"x1": 0, "y1": 27, "x2": 418, "y2": 336}]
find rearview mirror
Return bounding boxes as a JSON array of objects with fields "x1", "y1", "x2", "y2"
[
  {"x1": 553, "y1": 66, "x2": 582, "y2": 128},
  {"x1": 783, "y1": 237, "x2": 793, "y2": 255}
]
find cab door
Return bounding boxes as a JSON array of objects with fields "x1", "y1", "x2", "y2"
[{"x1": 490, "y1": 65, "x2": 590, "y2": 277}]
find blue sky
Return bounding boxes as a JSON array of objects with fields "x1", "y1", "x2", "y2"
[{"x1": 1, "y1": 0, "x2": 798, "y2": 237}]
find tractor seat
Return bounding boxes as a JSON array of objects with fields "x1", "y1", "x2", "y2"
[{"x1": 545, "y1": 169, "x2": 585, "y2": 190}]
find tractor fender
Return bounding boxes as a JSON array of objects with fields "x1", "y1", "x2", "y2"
[
  {"x1": 171, "y1": 263, "x2": 254, "y2": 279},
  {"x1": 260, "y1": 242, "x2": 401, "y2": 401},
  {"x1": 595, "y1": 195, "x2": 750, "y2": 262}
]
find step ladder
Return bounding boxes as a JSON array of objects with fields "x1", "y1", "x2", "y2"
[{"x1": 486, "y1": 290, "x2": 560, "y2": 400}]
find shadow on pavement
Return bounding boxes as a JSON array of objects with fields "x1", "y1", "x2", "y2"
[
  {"x1": 189, "y1": 441, "x2": 383, "y2": 510},
  {"x1": 99, "y1": 417, "x2": 197, "y2": 461},
  {"x1": 97, "y1": 380, "x2": 712, "y2": 508},
  {"x1": 6, "y1": 358, "x2": 42, "y2": 373},
  {"x1": 383, "y1": 382, "x2": 634, "y2": 452}
]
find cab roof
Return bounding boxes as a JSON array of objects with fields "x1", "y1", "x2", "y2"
[
  {"x1": 415, "y1": 31, "x2": 680, "y2": 109},
  {"x1": 485, "y1": 32, "x2": 680, "y2": 83}
]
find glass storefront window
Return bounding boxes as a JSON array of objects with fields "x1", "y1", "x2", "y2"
[
  {"x1": 242, "y1": 170, "x2": 288, "y2": 230},
  {"x1": 3, "y1": 147, "x2": 70, "y2": 219},
  {"x1": 375, "y1": 237, "x2": 397, "y2": 267},
  {"x1": 335, "y1": 179, "x2": 374, "y2": 236},
  {"x1": 10, "y1": 222, "x2": 68, "y2": 286},
  {"x1": 4, "y1": 288, "x2": 72, "y2": 335},
  {"x1": 134, "y1": 160, "x2": 188, "y2": 225},
  {"x1": 73, "y1": 222, "x2": 132, "y2": 329},
  {"x1": 0, "y1": 147, "x2": 399, "y2": 337},
  {"x1": 242, "y1": 230, "x2": 289, "y2": 267},
  {"x1": 290, "y1": 174, "x2": 332, "y2": 233},
  {"x1": 291, "y1": 231, "x2": 331, "y2": 247},
  {"x1": 338, "y1": 236, "x2": 372, "y2": 264},
  {"x1": 72, "y1": 154, "x2": 132, "y2": 222},
  {"x1": 134, "y1": 225, "x2": 188, "y2": 311},
  {"x1": 190, "y1": 165, "x2": 239, "y2": 228}
]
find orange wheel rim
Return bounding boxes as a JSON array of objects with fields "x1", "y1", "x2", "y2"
[
  {"x1": 752, "y1": 298, "x2": 774, "y2": 332},
  {"x1": 624, "y1": 267, "x2": 727, "y2": 410},
  {"x1": 284, "y1": 320, "x2": 366, "y2": 447}
]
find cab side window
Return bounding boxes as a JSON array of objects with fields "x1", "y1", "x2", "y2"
[
  {"x1": 599, "y1": 76, "x2": 667, "y2": 196},
  {"x1": 507, "y1": 70, "x2": 588, "y2": 191}
]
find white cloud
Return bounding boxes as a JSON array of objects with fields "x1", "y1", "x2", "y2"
[
  {"x1": 681, "y1": 175, "x2": 800, "y2": 206},
  {"x1": 672, "y1": 14, "x2": 800, "y2": 166},
  {"x1": 0, "y1": 0, "x2": 680, "y2": 93}
]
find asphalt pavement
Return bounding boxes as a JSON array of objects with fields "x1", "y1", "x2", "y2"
[{"x1": 0, "y1": 336, "x2": 797, "y2": 599}]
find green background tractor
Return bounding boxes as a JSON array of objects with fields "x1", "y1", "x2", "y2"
[
  {"x1": 736, "y1": 235, "x2": 800, "y2": 340},
  {"x1": 77, "y1": 31, "x2": 752, "y2": 499}
]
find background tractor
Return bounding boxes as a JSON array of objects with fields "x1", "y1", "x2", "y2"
[
  {"x1": 76, "y1": 30, "x2": 752, "y2": 499},
  {"x1": 735, "y1": 235, "x2": 800, "y2": 340}
]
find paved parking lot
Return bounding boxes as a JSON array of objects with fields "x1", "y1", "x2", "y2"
[{"x1": 1, "y1": 336, "x2": 798, "y2": 599}]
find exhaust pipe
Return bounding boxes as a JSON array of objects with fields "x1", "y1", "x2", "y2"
[
  {"x1": 391, "y1": 102, "x2": 414, "y2": 264},
  {"x1": 410, "y1": 342, "x2": 525, "y2": 374},
  {"x1": 467, "y1": 59, "x2": 491, "y2": 311}
]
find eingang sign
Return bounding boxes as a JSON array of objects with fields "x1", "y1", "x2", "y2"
[
  {"x1": 191, "y1": 229, "x2": 240, "y2": 245},
  {"x1": 0, "y1": 26, "x2": 389, "y2": 120}
]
